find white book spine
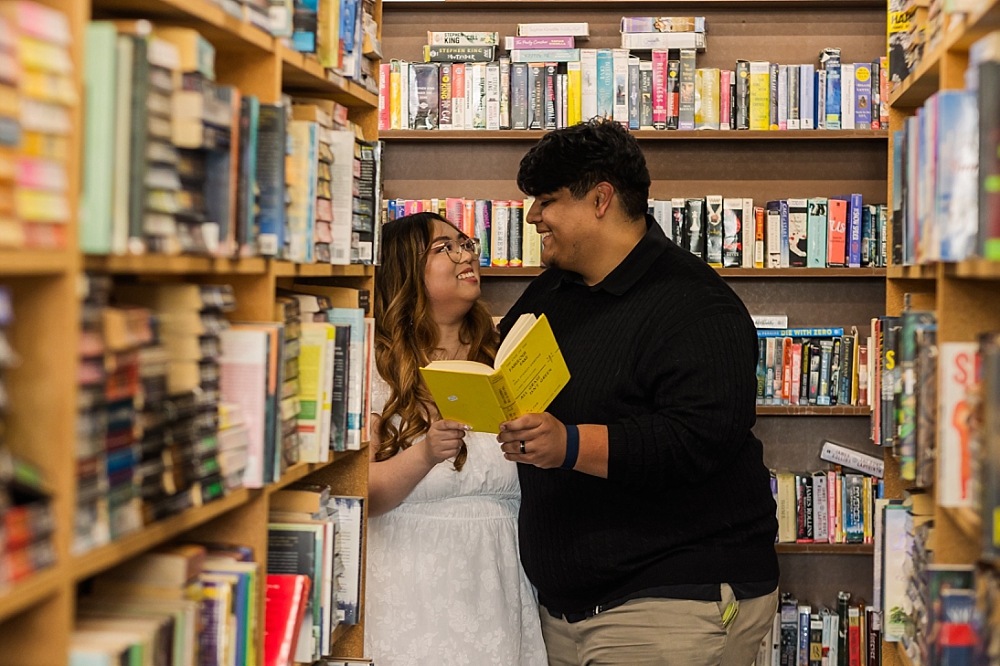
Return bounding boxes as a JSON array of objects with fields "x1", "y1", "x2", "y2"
[
  {"x1": 777, "y1": 65, "x2": 787, "y2": 129},
  {"x1": 399, "y1": 61, "x2": 410, "y2": 130},
  {"x1": 816, "y1": 70, "x2": 826, "y2": 129},
  {"x1": 453, "y1": 64, "x2": 466, "y2": 130},
  {"x1": 742, "y1": 198, "x2": 754, "y2": 268},
  {"x1": 517, "y1": 22, "x2": 589, "y2": 37},
  {"x1": 486, "y1": 64, "x2": 500, "y2": 130},
  {"x1": 767, "y1": 209, "x2": 781, "y2": 267},
  {"x1": 612, "y1": 48, "x2": 629, "y2": 124},
  {"x1": 841, "y1": 63, "x2": 855, "y2": 130},
  {"x1": 491, "y1": 203, "x2": 509, "y2": 265},
  {"x1": 653, "y1": 199, "x2": 671, "y2": 239},
  {"x1": 938, "y1": 342, "x2": 979, "y2": 507},
  {"x1": 800, "y1": 64, "x2": 815, "y2": 129},
  {"x1": 813, "y1": 474, "x2": 829, "y2": 541},
  {"x1": 580, "y1": 49, "x2": 598, "y2": 121}
]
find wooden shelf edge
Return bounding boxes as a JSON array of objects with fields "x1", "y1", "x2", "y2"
[
  {"x1": 279, "y1": 44, "x2": 379, "y2": 108},
  {"x1": 0, "y1": 566, "x2": 64, "y2": 624},
  {"x1": 384, "y1": 0, "x2": 889, "y2": 9},
  {"x1": 947, "y1": 258, "x2": 1000, "y2": 280},
  {"x1": 775, "y1": 543, "x2": 874, "y2": 554},
  {"x1": 942, "y1": 505, "x2": 981, "y2": 543},
  {"x1": 266, "y1": 461, "x2": 332, "y2": 494},
  {"x1": 480, "y1": 267, "x2": 887, "y2": 278},
  {"x1": 887, "y1": 263, "x2": 939, "y2": 280},
  {"x1": 71, "y1": 488, "x2": 253, "y2": 582},
  {"x1": 83, "y1": 255, "x2": 375, "y2": 277},
  {"x1": 380, "y1": 129, "x2": 889, "y2": 141},
  {"x1": 274, "y1": 261, "x2": 375, "y2": 277},
  {"x1": 756, "y1": 405, "x2": 870, "y2": 416},
  {"x1": 0, "y1": 250, "x2": 75, "y2": 276}
]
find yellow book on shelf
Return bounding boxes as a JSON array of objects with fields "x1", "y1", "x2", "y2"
[
  {"x1": 567, "y1": 60, "x2": 581, "y2": 126},
  {"x1": 317, "y1": 0, "x2": 342, "y2": 69},
  {"x1": 420, "y1": 313, "x2": 570, "y2": 433},
  {"x1": 693, "y1": 68, "x2": 704, "y2": 127},
  {"x1": 776, "y1": 472, "x2": 796, "y2": 542},
  {"x1": 749, "y1": 61, "x2": 770, "y2": 131}
]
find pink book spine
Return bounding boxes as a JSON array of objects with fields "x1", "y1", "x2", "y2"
[
  {"x1": 17, "y1": 158, "x2": 66, "y2": 191},
  {"x1": 378, "y1": 63, "x2": 391, "y2": 131},
  {"x1": 827, "y1": 471, "x2": 837, "y2": 543},
  {"x1": 790, "y1": 343, "x2": 801, "y2": 406},
  {"x1": 652, "y1": 50, "x2": 667, "y2": 127},
  {"x1": 405, "y1": 200, "x2": 420, "y2": 215},
  {"x1": 445, "y1": 197, "x2": 464, "y2": 228},
  {"x1": 719, "y1": 69, "x2": 731, "y2": 129},
  {"x1": 509, "y1": 36, "x2": 574, "y2": 49}
]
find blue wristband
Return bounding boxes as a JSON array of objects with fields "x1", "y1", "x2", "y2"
[{"x1": 561, "y1": 425, "x2": 580, "y2": 470}]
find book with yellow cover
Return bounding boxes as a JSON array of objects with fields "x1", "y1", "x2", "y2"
[{"x1": 420, "y1": 313, "x2": 570, "y2": 433}]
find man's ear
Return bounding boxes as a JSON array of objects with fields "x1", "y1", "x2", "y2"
[{"x1": 593, "y1": 182, "x2": 615, "y2": 218}]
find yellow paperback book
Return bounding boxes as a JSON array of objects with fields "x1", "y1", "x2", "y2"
[{"x1": 420, "y1": 313, "x2": 570, "y2": 433}]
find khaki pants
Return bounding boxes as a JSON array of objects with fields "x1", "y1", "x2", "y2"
[{"x1": 540, "y1": 585, "x2": 778, "y2": 666}]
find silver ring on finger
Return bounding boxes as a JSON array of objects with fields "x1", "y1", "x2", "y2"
[{"x1": 519, "y1": 440, "x2": 526, "y2": 454}]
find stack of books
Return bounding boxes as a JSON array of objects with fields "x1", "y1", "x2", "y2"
[
  {"x1": 80, "y1": 21, "x2": 384, "y2": 265},
  {"x1": 756, "y1": 326, "x2": 870, "y2": 408},
  {"x1": 773, "y1": 467, "x2": 882, "y2": 545},
  {"x1": 74, "y1": 543, "x2": 261, "y2": 665},
  {"x1": 379, "y1": 21, "x2": 888, "y2": 133},
  {"x1": 2, "y1": 1, "x2": 75, "y2": 249},
  {"x1": 283, "y1": 0, "x2": 378, "y2": 90},
  {"x1": 267, "y1": 485, "x2": 365, "y2": 663},
  {"x1": 0, "y1": 448, "x2": 55, "y2": 588}
]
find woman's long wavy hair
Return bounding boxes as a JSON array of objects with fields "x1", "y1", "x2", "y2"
[{"x1": 374, "y1": 212, "x2": 498, "y2": 471}]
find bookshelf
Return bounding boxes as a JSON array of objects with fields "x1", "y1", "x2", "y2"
[
  {"x1": 0, "y1": 0, "x2": 381, "y2": 662},
  {"x1": 880, "y1": 1, "x2": 1000, "y2": 662},
  {"x1": 382, "y1": 0, "x2": 887, "y2": 619}
]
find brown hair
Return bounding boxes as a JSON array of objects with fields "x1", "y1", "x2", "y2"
[{"x1": 373, "y1": 212, "x2": 498, "y2": 471}]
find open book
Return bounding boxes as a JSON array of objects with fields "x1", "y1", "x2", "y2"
[{"x1": 419, "y1": 313, "x2": 571, "y2": 433}]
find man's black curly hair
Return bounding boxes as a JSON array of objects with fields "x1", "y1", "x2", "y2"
[{"x1": 516, "y1": 119, "x2": 651, "y2": 220}]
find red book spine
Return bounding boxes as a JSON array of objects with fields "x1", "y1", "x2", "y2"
[
  {"x1": 378, "y1": 63, "x2": 391, "y2": 131},
  {"x1": 720, "y1": 69, "x2": 731, "y2": 129},
  {"x1": 782, "y1": 337, "x2": 793, "y2": 402},
  {"x1": 652, "y1": 50, "x2": 667, "y2": 128},
  {"x1": 790, "y1": 343, "x2": 802, "y2": 405}
]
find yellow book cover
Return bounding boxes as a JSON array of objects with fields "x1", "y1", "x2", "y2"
[
  {"x1": 776, "y1": 472, "x2": 796, "y2": 542},
  {"x1": 390, "y1": 60, "x2": 401, "y2": 130},
  {"x1": 749, "y1": 61, "x2": 770, "y2": 131},
  {"x1": 520, "y1": 198, "x2": 541, "y2": 267},
  {"x1": 296, "y1": 323, "x2": 333, "y2": 462},
  {"x1": 317, "y1": 0, "x2": 341, "y2": 69},
  {"x1": 567, "y1": 60, "x2": 581, "y2": 126},
  {"x1": 420, "y1": 313, "x2": 570, "y2": 433},
  {"x1": 693, "y1": 68, "x2": 704, "y2": 127}
]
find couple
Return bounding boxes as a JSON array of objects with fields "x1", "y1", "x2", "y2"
[{"x1": 364, "y1": 121, "x2": 780, "y2": 666}]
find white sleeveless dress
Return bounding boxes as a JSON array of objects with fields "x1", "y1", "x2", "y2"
[{"x1": 364, "y1": 374, "x2": 547, "y2": 665}]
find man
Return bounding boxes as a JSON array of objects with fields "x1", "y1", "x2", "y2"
[{"x1": 496, "y1": 119, "x2": 779, "y2": 666}]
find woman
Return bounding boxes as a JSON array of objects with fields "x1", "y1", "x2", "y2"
[{"x1": 364, "y1": 212, "x2": 546, "y2": 665}]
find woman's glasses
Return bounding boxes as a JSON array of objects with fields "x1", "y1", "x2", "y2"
[{"x1": 426, "y1": 238, "x2": 482, "y2": 263}]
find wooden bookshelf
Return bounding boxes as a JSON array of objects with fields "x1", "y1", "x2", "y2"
[
  {"x1": 886, "y1": 263, "x2": 939, "y2": 280},
  {"x1": 380, "y1": 129, "x2": 890, "y2": 141},
  {"x1": 0, "y1": 0, "x2": 382, "y2": 660},
  {"x1": 479, "y1": 266, "x2": 887, "y2": 278},
  {"x1": 384, "y1": 0, "x2": 887, "y2": 615}
]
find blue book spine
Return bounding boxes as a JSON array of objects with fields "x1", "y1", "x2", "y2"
[
  {"x1": 596, "y1": 50, "x2": 613, "y2": 119},
  {"x1": 849, "y1": 193, "x2": 863, "y2": 267},
  {"x1": 628, "y1": 59, "x2": 640, "y2": 130},
  {"x1": 798, "y1": 608, "x2": 811, "y2": 666},
  {"x1": 937, "y1": 90, "x2": 977, "y2": 261},
  {"x1": 326, "y1": 308, "x2": 366, "y2": 450},
  {"x1": 806, "y1": 198, "x2": 828, "y2": 268},
  {"x1": 854, "y1": 63, "x2": 872, "y2": 128},
  {"x1": 825, "y1": 60, "x2": 841, "y2": 130},
  {"x1": 106, "y1": 447, "x2": 137, "y2": 474},
  {"x1": 757, "y1": 327, "x2": 845, "y2": 338},
  {"x1": 861, "y1": 205, "x2": 873, "y2": 266},
  {"x1": 255, "y1": 104, "x2": 287, "y2": 257},
  {"x1": 779, "y1": 199, "x2": 790, "y2": 268}
]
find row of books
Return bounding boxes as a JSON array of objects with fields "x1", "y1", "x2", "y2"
[
  {"x1": 773, "y1": 467, "x2": 882, "y2": 545},
  {"x1": 267, "y1": 485, "x2": 364, "y2": 663},
  {"x1": 650, "y1": 196, "x2": 887, "y2": 269},
  {"x1": 74, "y1": 543, "x2": 261, "y2": 666},
  {"x1": 282, "y1": 0, "x2": 378, "y2": 88},
  {"x1": 0, "y1": 448, "x2": 55, "y2": 589},
  {"x1": 74, "y1": 278, "x2": 240, "y2": 554},
  {"x1": 0, "y1": 2, "x2": 75, "y2": 250},
  {"x1": 379, "y1": 42, "x2": 888, "y2": 132},
  {"x1": 753, "y1": 592, "x2": 880, "y2": 666},
  {"x1": 879, "y1": 492, "x2": 981, "y2": 666},
  {"x1": 891, "y1": 31, "x2": 1000, "y2": 265},
  {"x1": 756, "y1": 327, "x2": 870, "y2": 408},
  {"x1": 80, "y1": 21, "x2": 383, "y2": 264},
  {"x1": 887, "y1": 0, "x2": 960, "y2": 91}
]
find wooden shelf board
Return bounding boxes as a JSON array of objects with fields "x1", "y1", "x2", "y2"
[
  {"x1": 71, "y1": 488, "x2": 252, "y2": 582},
  {"x1": 887, "y1": 263, "x2": 938, "y2": 280},
  {"x1": 380, "y1": 129, "x2": 889, "y2": 141},
  {"x1": 266, "y1": 461, "x2": 330, "y2": 494},
  {"x1": 280, "y1": 44, "x2": 378, "y2": 108},
  {"x1": 0, "y1": 566, "x2": 63, "y2": 624},
  {"x1": 480, "y1": 267, "x2": 887, "y2": 278},
  {"x1": 0, "y1": 250, "x2": 74, "y2": 276},
  {"x1": 756, "y1": 405, "x2": 870, "y2": 416},
  {"x1": 947, "y1": 258, "x2": 1000, "y2": 280},
  {"x1": 91, "y1": 0, "x2": 273, "y2": 53},
  {"x1": 774, "y1": 542, "x2": 874, "y2": 554},
  {"x1": 273, "y1": 261, "x2": 375, "y2": 277},
  {"x1": 942, "y1": 506, "x2": 981, "y2": 543},
  {"x1": 84, "y1": 254, "x2": 269, "y2": 275}
]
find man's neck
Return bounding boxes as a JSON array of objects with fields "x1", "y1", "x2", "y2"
[{"x1": 578, "y1": 217, "x2": 648, "y2": 286}]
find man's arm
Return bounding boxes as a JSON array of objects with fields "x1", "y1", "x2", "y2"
[{"x1": 499, "y1": 312, "x2": 759, "y2": 492}]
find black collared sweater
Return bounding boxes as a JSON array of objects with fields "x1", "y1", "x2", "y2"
[{"x1": 498, "y1": 215, "x2": 780, "y2": 616}]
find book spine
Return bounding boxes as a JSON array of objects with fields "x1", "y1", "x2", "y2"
[
  {"x1": 720, "y1": 69, "x2": 731, "y2": 130},
  {"x1": 499, "y1": 57, "x2": 510, "y2": 130},
  {"x1": 749, "y1": 61, "x2": 769, "y2": 131},
  {"x1": 612, "y1": 49, "x2": 629, "y2": 125},
  {"x1": 378, "y1": 63, "x2": 390, "y2": 131},
  {"x1": 423, "y1": 45, "x2": 495, "y2": 63},
  {"x1": 736, "y1": 60, "x2": 750, "y2": 130},
  {"x1": 666, "y1": 55, "x2": 680, "y2": 130},
  {"x1": 769, "y1": 62, "x2": 779, "y2": 130},
  {"x1": 823, "y1": 48, "x2": 842, "y2": 129},
  {"x1": 580, "y1": 49, "x2": 597, "y2": 121},
  {"x1": 628, "y1": 57, "x2": 640, "y2": 130},
  {"x1": 854, "y1": 63, "x2": 871, "y2": 129},
  {"x1": 567, "y1": 60, "x2": 582, "y2": 125},
  {"x1": 505, "y1": 36, "x2": 574, "y2": 49},
  {"x1": 816, "y1": 69, "x2": 827, "y2": 129},
  {"x1": 543, "y1": 63, "x2": 557, "y2": 130},
  {"x1": 848, "y1": 194, "x2": 862, "y2": 268},
  {"x1": 777, "y1": 65, "x2": 788, "y2": 130},
  {"x1": 452, "y1": 63, "x2": 466, "y2": 130},
  {"x1": 678, "y1": 49, "x2": 696, "y2": 130},
  {"x1": 596, "y1": 50, "x2": 613, "y2": 120},
  {"x1": 639, "y1": 61, "x2": 653, "y2": 129},
  {"x1": 705, "y1": 195, "x2": 723, "y2": 266},
  {"x1": 509, "y1": 48, "x2": 580, "y2": 64},
  {"x1": 528, "y1": 63, "x2": 543, "y2": 129},
  {"x1": 787, "y1": 64, "x2": 800, "y2": 130},
  {"x1": 511, "y1": 63, "x2": 528, "y2": 130},
  {"x1": 486, "y1": 62, "x2": 500, "y2": 130},
  {"x1": 801, "y1": 64, "x2": 815, "y2": 129}
]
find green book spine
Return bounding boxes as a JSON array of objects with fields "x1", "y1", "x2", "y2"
[
  {"x1": 127, "y1": 35, "x2": 150, "y2": 246},
  {"x1": 80, "y1": 23, "x2": 118, "y2": 254}
]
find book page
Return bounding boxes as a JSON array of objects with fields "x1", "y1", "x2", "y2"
[{"x1": 496, "y1": 314, "x2": 570, "y2": 413}]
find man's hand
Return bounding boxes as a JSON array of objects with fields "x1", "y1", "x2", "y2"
[{"x1": 497, "y1": 413, "x2": 567, "y2": 469}]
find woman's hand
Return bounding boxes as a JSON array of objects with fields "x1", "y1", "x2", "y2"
[{"x1": 419, "y1": 419, "x2": 470, "y2": 467}]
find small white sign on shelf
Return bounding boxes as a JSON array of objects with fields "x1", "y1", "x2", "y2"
[
  {"x1": 820, "y1": 440, "x2": 883, "y2": 478},
  {"x1": 752, "y1": 315, "x2": 788, "y2": 329}
]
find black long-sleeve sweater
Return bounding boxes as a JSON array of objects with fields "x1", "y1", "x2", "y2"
[{"x1": 498, "y1": 215, "x2": 779, "y2": 616}]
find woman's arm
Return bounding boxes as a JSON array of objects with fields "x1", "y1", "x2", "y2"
[{"x1": 368, "y1": 415, "x2": 470, "y2": 517}]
